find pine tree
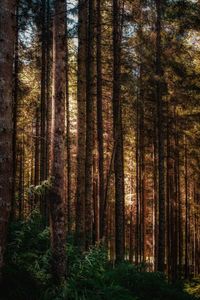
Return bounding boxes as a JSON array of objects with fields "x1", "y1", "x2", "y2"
[
  {"x1": 0, "y1": 0, "x2": 16, "y2": 280},
  {"x1": 113, "y1": 0, "x2": 125, "y2": 262},
  {"x1": 49, "y1": 0, "x2": 67, "y2": 282},
  {"x1": 75, "y1": 0, "x2": 87, "y2": 250}
]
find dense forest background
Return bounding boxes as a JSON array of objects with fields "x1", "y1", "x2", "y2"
[{"x1": 0, "y1": 0, "x2": 200, "y2": 299}]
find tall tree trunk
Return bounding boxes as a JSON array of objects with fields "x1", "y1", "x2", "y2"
[
  {"x1": 172, "y1": 107, "x2": 178, "y2": 281},
  {"x1": 113, "y1": 0, "x2": 125, "y2": 262},
  {"x1": 153, "y1": 122, "x2": 158, "y2": 271},
  {"x1": 0, "y1": 0, "x2": 16, "y2": 280},
  {"x1": 46, "y1": 0, "x2": 51, "y2": 181},
  {"x1": 93, "y1": 155, "x2": 99, "y2": 243},
  {"x1": 75, "y1": 0, "x2": 87, "y2": 250},
  {"x1": 40, "y1": 0, "x2": 47, "y2": 219},
  {"x1": 129, "y1": 177, "x2": 134, "y2": 263},
  {"x1": 138, "y1": 68, "x2": 146, "y2": 262},
  {"x1": 155, "y1": 0, "x2": 165, "y2": 272},
  {"x1": 96, "y1": 0, "x2": 105, "y2": 241},
  {"x1": 34, "y1": 106, "x2": 40, "y2": 206},
  {"x1": 176, "y1": 134, "x2": 182, "y2": 278},
  {"x1": 11, "y1": 0, "x2": 19, "y2": 220},
  {"x1": 85, "y1": 0, "x2": 95, "y2": 250},
  {"x1": 166, "y1": 112, "x2": 171, "y2": 278},
  {"x1": 184, "y1": 139, "x2": 189, "y2": 279},
  {"x1": 18, "y1": 144, "x2": 24, "y2": 219},
  {"x1": 49, "y1": 0, "x2": 67, "y2": 282},
  {"x1": 40, "y1": 0, "x2": 46, "y2": 183},
  {"x1": 135, "y1": 90, "x2": 140, "y2": 264},
  {"x1": 65, "y1": 3, "x2": 72, "y2": 235},
  {"x1": 66, "y1": 69, "x2": 72, "y2": 236},
  {"x1": 103, "y1": 142, "x2": 115, "y2": 240}
]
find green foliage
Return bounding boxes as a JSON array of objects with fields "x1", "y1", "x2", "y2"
[
  {"x1": 185, "y1": 277, "x2": 200, "y2": 299},
  {"x1": 28, "y1": 178, "x2": 53, "y2": 197},
  {"x1": 1, "y1": 211, "x2": 51, "y2": 299},
  {"x1": 68, "y1": 244, "x2": 107, "y2": 279},
  {"x1": 1, "y1": 213, "x2": 196, "y2": 300},
  {"x1": 103, "y1": 263, "x2": 194, "y2": 300}
]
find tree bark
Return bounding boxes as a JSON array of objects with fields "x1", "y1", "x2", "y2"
[
  {"x1": 85, "y1": 0, "x2": 95, "y2": 250},
  {"x1": 135, "y1": 90, "x2": 140, "y2": 264},
  {"x1": 49, "y1": 0, "x2": 67, "y2": 282},
  {"x1": 46, "y1": 0, "x2": 51, "y2": 183},
  {"x1": 34, "y1": 106, "x2": 40, "y2": 206},
  {"x1": 113, "y1": 0, "x2": 125, "y2": 262},
  {"x1": 75, "y1": 0, "x2": 87, "y2": 250},
  {"x1": 0, "y1": 0, "x2": 16, "y2": 280},
  {"x1": 11, "y1": 0, "x2": 19, "y2": 220},
  {"x1": 184, "y1": 139, "x2": 189, "y2": 279},
  {"x1": 39, "y1": 0, "x2": 48, "y2": 220},
  {"x1": 155, "y1": 0, "x2": 166, "y2": 272},
  {"x1": 65, "y1": 2, "x2": 72, "y2": 236},
  {"x1": 96, "y1": 0, "x2": 105, "y2": 240},
  {"x1": 40, "y1": 0, "x2": 47, "y2": 185}
]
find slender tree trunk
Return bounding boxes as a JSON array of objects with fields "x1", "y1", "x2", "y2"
[
  {"x1": 138, "y1": 69, "x2": 146, "y2": 262},
  {"x1": 66, "y1": 73, "x2": 72, "y2": 236},
  {"x1": 49, "y1": 0, "x2": 67, "y2": 282},
  {"x1": 176, "y1": 135, "x2": 182, "y2": 278},
  {"x1": 103, "y1": 143, "x2": 115, "y2": 239},
  {"x1": 113, "y1": 0, "x2": 125, "y2": 262},
  {"x1": 166, "y1": 112, "x2": 171, "y2": 278},
  {"x1": 155, "y1": 0, "x2": 165, "y2": 272},
  {"x1": 40, "y1": 0, "x2": 47, "y2": 219},
  {"x1": 75, "y1": 0, "x2": 87, "y2": 250},
  {"x1": 135, "y1": 90, "x2": 139, "y2": 264},
  {"x1": 172, "y1": 108, "x2": 178, "y2": 281},
  {"x1": 153, "y1": 122, "x2": 158, "y2": 271},
  {"x1": 30, "y1": 131, "x2": 35, "y2": 211},
  {"x1": 18, "y1": 145, "x2": 24, "y2": 219},
  {"x1": 85, "y1": 0, "x2": 95, "y2": 250},
  {"x1": 34, "y1": 106, "x2": 40, "y2": 205},
  {"x1": 184, "y1": 139, "x2": 189, "y2": 279},
  {"x1": 153, "y1": 137, "x2": 158, "y2": 271},
  {"x1": 93, "y1": 156, "x2": 99, "y2": 243},
  {"x1": 11, "y1": 0, "x2": 19, "y2": 220},
  {"x1": 44, "y1": 0, "x2": 50, "y2": 223},
  {"x1": 40, "y1": 0, "x2": 46, "y2": 184},
  {"x1": 194, "y1": 186, "x2": 199, "y2": 276},
  {"x1": 46, "y1": 0, "x2": 51, "y2": 181},
  {"x1": 96, "y1": 0, "x2": 105, "y2": 240},
  {"x1": 65, "y1": 5, "x2": 72, "y2": 235},
  {"x1": 0, "y1": 0, "x2": 16, "y2": 280},
  {"x1": 129, "y1": 177, "x2": 134, "y2": 262}
]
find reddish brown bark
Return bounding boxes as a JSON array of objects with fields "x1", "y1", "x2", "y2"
[
  {"x1": 0, "y1": 0, "x2": 16, "y2": 280},
  {"x1": 49, "y1": 0, "x2": 67, "y2": 282},
  {"x1": 113, "y1": 0, "x2": 125, "y2": 262},
  {"x1": 75, "y1": 0, "x2": 87, "y2": 250}
]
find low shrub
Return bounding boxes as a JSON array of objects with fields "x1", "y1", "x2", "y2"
[{"x1": 0, "y1": 212, "x2": 197, "y2": 300}]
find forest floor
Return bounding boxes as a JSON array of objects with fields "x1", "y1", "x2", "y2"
[{"x1": 0, "y1": 212, "x2": 199, "y2": 300}]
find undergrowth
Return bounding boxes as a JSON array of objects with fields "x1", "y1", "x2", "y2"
[{"x1": 0, "y1": 212, "x2": 198, "y2": 300}]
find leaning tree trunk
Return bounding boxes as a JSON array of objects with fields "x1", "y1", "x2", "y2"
[
  {"x1": 112, "y1": 0, "x2": 125, "y2": 262},
  {"x1": 0, "y1": 0, "x2": 16, "y2": 281},
  {"x1": 49, "y1": 0, "x2": 67, "y2": 283}
]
